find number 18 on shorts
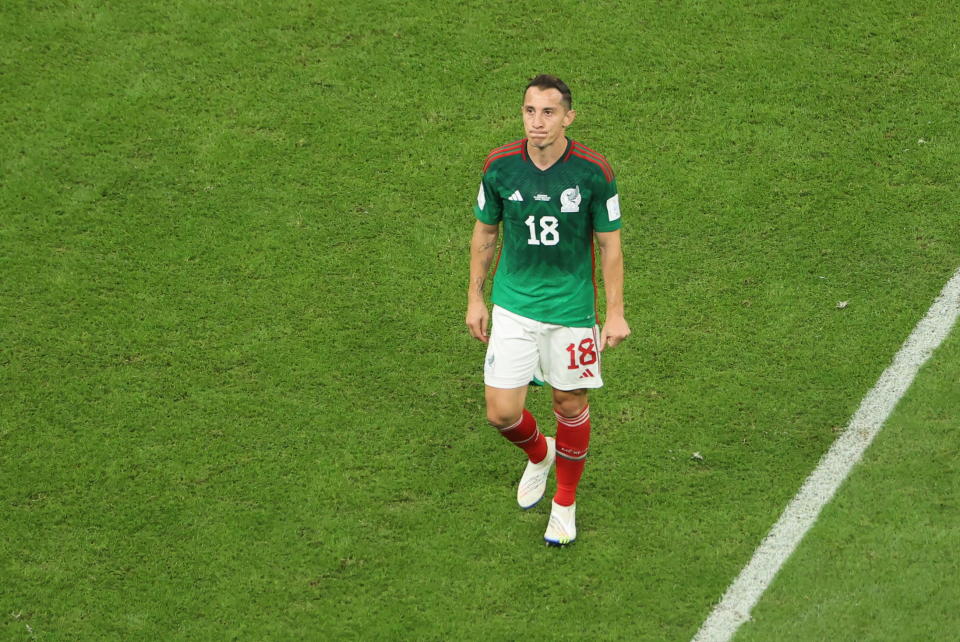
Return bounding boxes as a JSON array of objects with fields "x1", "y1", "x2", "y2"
[{"x1": 484, "y1": 306, "x2": 603, "y2": 391}]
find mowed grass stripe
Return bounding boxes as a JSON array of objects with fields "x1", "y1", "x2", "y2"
[
  {"x1": 737, "y1": 292, "x2": 960, "y2": 641},
  {"x1": 695, "y1": 267, "x2": 960, "y2": 641}
]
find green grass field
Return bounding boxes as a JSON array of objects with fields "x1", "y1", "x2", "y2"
[
  {"x1": 739, "y1": 323, "x2": 960, "y2": 641},
  {"x1": 2, "y1": 1, "x2": 959, "y2": 639}
]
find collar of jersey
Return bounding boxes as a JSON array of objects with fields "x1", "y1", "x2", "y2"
[{"x1": 524, "y1": 137, "x2": 572, "y2": 172}]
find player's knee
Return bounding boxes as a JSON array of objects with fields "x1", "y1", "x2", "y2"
[
  {"x1": 484, "y1": 386, "x2": 525, "y2": 428},
  {"x1": 486, "y1": 409, "x2": 521, "y2": 429},
  {"x1": 553, "y1": 389, "x2": 588, "y2": 418}
]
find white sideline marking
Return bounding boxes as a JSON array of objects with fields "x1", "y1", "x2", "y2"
[{"x1": 693, "y1": 267, "x2": 960, "y2": 642}]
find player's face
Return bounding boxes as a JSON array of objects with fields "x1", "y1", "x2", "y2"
[{"x1": 522, "y1": 87, "x2": 576, "y2": 151}]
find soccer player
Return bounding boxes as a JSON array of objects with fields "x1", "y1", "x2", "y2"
[{"x1": 466, "y1": 74, "x2": 630, "y2": 546}]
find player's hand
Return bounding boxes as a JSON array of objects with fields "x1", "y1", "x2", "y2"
[
  {"x1": 466, "y1": 301, "x2": 490, "y2": 343},
  {"x1": 600, "y1": 316, "x2": 630, "y2": 351}
]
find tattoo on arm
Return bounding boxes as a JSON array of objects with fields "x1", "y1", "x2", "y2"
[{"x1": 470, "y1": 225, "x2": 498, "y2": 300}]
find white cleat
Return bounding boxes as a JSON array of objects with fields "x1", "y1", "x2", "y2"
[
  {"x1": 544, "y1": 500, "x2": 576, "y2": 546},
  {"x1": 517, "y1": 437, "x2": 555, "y2": 509}
]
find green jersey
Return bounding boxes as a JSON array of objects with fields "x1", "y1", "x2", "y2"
[{"x1": 474, "y1": 137, "x2": 622, "y2": 327}]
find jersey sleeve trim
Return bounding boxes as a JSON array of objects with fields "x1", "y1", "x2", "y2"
[
  {"x1": 566, "y1": 141, "x2": 615, "y2": 182},
  {"x1": 482, "y1": 139, "x2": 526, "y2": 174}
]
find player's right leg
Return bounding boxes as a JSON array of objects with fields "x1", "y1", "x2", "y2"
[
  {"x1": 485, "y1": 385, "x2": 556, "y2": 509},
  {"x1": 484, "y1": 306, "x2": 554, "y2": 508}
]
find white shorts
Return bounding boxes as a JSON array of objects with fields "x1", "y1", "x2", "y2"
[{"x1": 484, "y1": 305, "x2": 604, "y2": 391}]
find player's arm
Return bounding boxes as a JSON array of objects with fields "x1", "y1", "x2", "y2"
[
  {"x1": 596, "y1": 229, "x2": 630, "y2": 350},
  {"x1": 466, "y1": 220, "x2": 500, "y2": 343}
]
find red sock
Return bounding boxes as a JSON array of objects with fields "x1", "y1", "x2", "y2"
[
  {"x1": 495, "y1": 409, "x2": 547, "y2": 463},
  {"x1": 554, "y1": 405, "x2": 590, "y2": 506}
]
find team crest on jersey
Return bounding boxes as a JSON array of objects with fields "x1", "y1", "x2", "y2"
[{"x1": 560, "y1": 186, "x2": 582, "y2": 213}]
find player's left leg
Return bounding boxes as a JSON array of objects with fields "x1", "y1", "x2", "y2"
[
  {"x1": 553, "y1": 388, "x2": 590, "y2": 507},
  {"x1": 537, "y1": 323, "x2": 602, "y2": 545},
  {"x1": 543, "y1": 388, "x2": 590, "y2": 545}
]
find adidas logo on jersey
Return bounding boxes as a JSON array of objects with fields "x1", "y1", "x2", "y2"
[{"x1": 508, "y1": 190, "x2": 523, "y2": 201}]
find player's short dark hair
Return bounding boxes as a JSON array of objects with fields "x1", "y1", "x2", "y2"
[{"x1": 525, "y1": 74, "x2": 572, "y2": 110}]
